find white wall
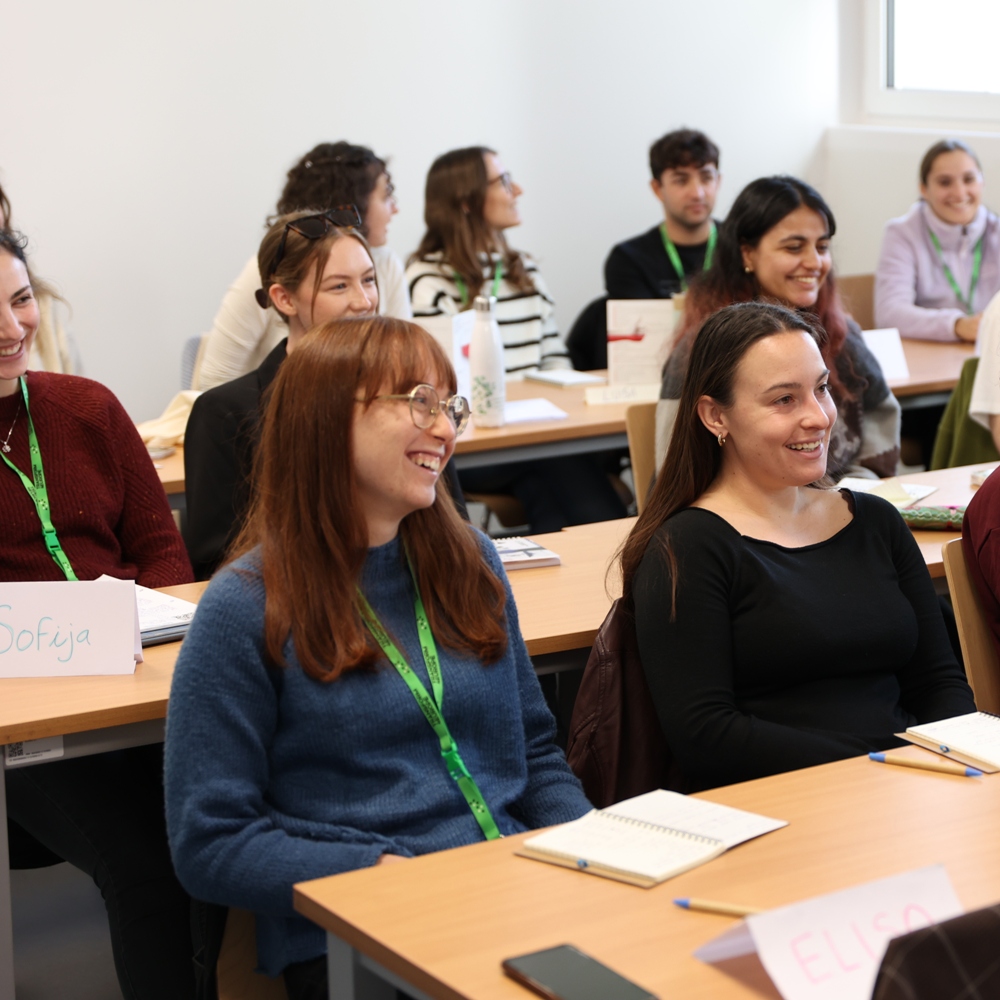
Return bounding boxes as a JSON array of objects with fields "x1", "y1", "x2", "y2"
[{"x1": 3, "y1": 0, "x2": 840, "y2": 420}]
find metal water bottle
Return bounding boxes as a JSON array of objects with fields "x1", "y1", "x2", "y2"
[{"x1": 469, "y1": 294, "x2": 506, "y2": 427}]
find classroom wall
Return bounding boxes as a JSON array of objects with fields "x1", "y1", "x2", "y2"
[{"x1": 2, "y1": 0, "x2": 841, "y2": 420}]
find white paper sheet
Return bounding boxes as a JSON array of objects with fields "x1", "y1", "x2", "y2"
[
  {"x1": 837, "y1": 477, "x2": 937, "y2": 509},
  {"x1": 861, "y1": 328, "x2": 910, "y2": 382},
  {"x1": 695, "y1": 865, "x2": 963, "y2": 1000},
  {"x1": 605, "y1": 789, "x2": 787, "y2": 850},
  {"x1": 606, "y1": 299, "x2": 678, "y2": 385},
  {"x1": 503, "y1": 398, "x2": 568, "y2": 423}
]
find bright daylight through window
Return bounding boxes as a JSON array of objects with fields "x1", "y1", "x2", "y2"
[{"x1": 888, "y1": 0, "x2": 1000, "y2": 94}]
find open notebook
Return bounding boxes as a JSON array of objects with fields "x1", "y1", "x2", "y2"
[
  {"x1": 517, "y1": 789, "x2": 787, "y2": 888},
  {"x1": 901, "y1": 712, "x2": 1000, "y2": 773}
]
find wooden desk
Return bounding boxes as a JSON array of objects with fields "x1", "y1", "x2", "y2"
[
  {"x1": 295, "y1": 752, "x2": 1000, "y2": 1000},
  {"x1": 154, "y1": 448, "x2": 185, "y2": 497},
  {"x1": 892, "y1": 340, "x2": 974, "y2": 409}
]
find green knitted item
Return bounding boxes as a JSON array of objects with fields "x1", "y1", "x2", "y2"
[{"x1": 899, "y1": 506, "x2": 965, "y2": 531}]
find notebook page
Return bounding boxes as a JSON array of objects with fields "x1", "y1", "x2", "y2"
[
  {"x1": 604, "y1": 789, "x2": 787, "y2": 849},
  {"x1": 907, "y1": 712, "x2": 1000, "y2": 769},
  {"x1": 524, "y1": 811, "x2": 721, "y2": 881}
]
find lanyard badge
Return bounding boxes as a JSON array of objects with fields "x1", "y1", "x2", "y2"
[
  {"x1": 453, "y1": 260, "x2": 504, "y2": 308},
  {"x1": 927, "y1": 228, "x2": 983, "y2": 315},
  {"x1": 660, "y1": 221, "x2": 717, "y2": 292}
]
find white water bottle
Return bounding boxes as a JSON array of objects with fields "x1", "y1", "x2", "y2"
[{"x1": 469, "y1": 294, "x2": 506, "y2": 427}]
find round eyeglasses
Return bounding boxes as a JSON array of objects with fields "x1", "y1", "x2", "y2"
[{"x1": 373, "y1": 384, "x2": 470, "y2": 436}]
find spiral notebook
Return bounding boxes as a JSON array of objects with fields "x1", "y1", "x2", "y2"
[
  {"x1": 517, "y1": 790, "x2": 787, "y2": 888},
  {"x1": 901, "y1": 711, "x2": 1000, "y2": 772}
]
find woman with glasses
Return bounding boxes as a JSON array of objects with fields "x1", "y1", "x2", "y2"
[
  {"x1": 165, "y1": 316, "x2": 591, "y2": 1000},
  {"x1": 407, "y1": 146, "x2": 627, "y2": 531},
  {"x1": 194, "y1": 141, "x2": 410, "y2": 391},
  {"x1": 1, "y1": 227, "x2": 196, "y2": 998}
]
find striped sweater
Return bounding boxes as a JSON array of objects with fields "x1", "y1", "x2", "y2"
[{"x1": 407, "y1": 251, "x2": 571, "y2": 378}]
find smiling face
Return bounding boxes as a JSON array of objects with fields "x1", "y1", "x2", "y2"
[
  {"x1": 741, "y1": 206, "x2": 832, "y2": 310},
  {"x1": 702, "y1": 331, "x2": 837, "y2": 490},
  {"x1": 364, "y1": 172, "x2": 398, "y2": 248},
  {"x1": 651, "y1": 162, "x2": 720, "y2": 233},
  {"x1": 270, "y1": 235, "x2": 378, "y2": 344},
  {"x1": 482, "y1": 152, "x2": 523, "y2": 232},
  {"x1": 0, "y1": 250, "x2": 40, "y2": 396},
  {"x1": 351, "y1": 373, "x2": 458, "y2": 546},
  {"x1": 920, "y1": 150, "x2": 983, "y2": 227}
]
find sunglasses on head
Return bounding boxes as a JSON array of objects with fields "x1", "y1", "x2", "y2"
[{"x1": 255, "y1": 207, "x2": 362, "y2": 307}]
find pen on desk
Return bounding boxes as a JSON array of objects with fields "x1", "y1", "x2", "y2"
[
  {"x1": 868, "y1": 751, "x2": 983, "y2": 778},
  {"x1": 673, "y1": 898, "x2": 762, "y2": 917}
]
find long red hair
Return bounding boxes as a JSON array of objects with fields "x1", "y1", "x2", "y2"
[{"x1": 229, "y1": 316, "x2": 508, "y2": 681}]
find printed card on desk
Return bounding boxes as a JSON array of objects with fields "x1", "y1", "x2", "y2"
[
  {"x1": 416, "y1": 313, "x2": 474, "y2": 403},
  {"x1": 606, "y1": 299, "x2": 678, "y2": 386},
  {"x1": 0, "y1": 578, "x2": 139, "y2": 677},
  {"x1": 860, "y1": 328, "x2": 910, "y2": 382},
  {"x1": 694, "y1": 865, "x2": 962, "y2": 1000}
]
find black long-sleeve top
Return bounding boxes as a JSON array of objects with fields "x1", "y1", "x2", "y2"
[{"x1": 633, "y1": 490, "x2": 975, "y2": 791}]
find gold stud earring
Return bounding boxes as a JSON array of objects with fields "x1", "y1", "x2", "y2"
[
  {"x1": 744, "y1": 266, "x2": 753, "y2": 274},
  {"x1": 718, "y1": 432, "x2": 727, "y2": 447}
]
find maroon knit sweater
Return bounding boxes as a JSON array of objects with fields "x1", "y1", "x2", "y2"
[{"x1": 0, "y1": 372, "x2": 193, "y2": 586}]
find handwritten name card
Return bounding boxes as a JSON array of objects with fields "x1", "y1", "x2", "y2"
[
  {"x1": 0, "y1": 578, "x2": 140, "y2": 677},
  {"x1": 695, "y1": 865, "x2": 962, "y2": 1000}
]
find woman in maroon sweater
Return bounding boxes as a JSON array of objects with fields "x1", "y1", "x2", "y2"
[{"x1": 0, "y1": 228, "x2": 195, "y2": 998}]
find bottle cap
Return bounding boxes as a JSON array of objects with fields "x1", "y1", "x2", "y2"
[{"x1": 473, "y1": 295, "x2": 496, "y2": 312}]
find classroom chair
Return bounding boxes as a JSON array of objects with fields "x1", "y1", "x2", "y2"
[
  {"x1": 216, "y1": 908, "x2": 289, "y2": 1000},
  {"x1": 871, "y1": 902, "x2": 1000, "y2": 1000},
  {"x1": 625, "y1": 402, "x2": 657, "y2": 514},
  {"x1": 942, "y1": 538, "x2": 1000, "y2": 714},
  {"x1": 837, "y1": 273, "x2": 875, "y2": 331},
  {"x1": 566, "y1": 296, "x2": 608, "y2": 371}
]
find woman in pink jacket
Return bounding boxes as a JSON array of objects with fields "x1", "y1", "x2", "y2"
[{"x1": 875, "y1": 140, "x2": 1000, "y2": 343}]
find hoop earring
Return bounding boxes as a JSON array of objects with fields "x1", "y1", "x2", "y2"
[{"x1": 717, "y1": 432, "x2": 727, "y2": 447}]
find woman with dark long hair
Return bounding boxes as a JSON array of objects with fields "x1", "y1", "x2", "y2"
[
  {"x1": 407, "y1": 146, "x2": 626, "y2": 531},
  {"x1": 624, "y1": 301, "x2": 974, "y2": 793},
  {"x1": 655, "y1": 176, "x2": 900, "y2": 480},
  {"x1": 165, "y1": 316, "x2": 590, "y2": 999}
]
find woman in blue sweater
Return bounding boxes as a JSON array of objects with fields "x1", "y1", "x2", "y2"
[{"x1": 164, "y1": 316, "x2": 590, "y2": 999}]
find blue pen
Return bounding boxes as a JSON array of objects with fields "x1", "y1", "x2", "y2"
[
  {"x1": 869, "y1": 751, "x2": 983, "y2": 778},
  {"x1": 674, "y1": 898, "x2": 760, "y2": 917}
]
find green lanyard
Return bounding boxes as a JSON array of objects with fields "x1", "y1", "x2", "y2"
[
  {"x1": 659, "y1": 221, "x2": 717, "y2": 292},
  {"x1": 0, "y1": 377, "x2": 78, "y2": 581},
  {"x1": 453, "y1": 260, "x2": 503, "y2": 308},
  {"x1": 927, "y1": 228, "x2": 983, "y2": 315},
  {"x1": 356, "y1": 557, "x2": 502, "y2": 841}
]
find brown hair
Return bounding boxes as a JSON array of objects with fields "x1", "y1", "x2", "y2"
[
  {"x1": 0, "y1": 182, "x2": 11, "y2": 229},
  {"x1": 676, "y1": 175, "x2": 850, "y2": 400},
  {"x1": 649, "y1": 129, "x2": 720, "y2": 179},
  {"x1": 273, "y1": 141, "x2": 388, "y2": 240},
  {"x1": 255, "y1": 211, "x2": 377, "y2": 321},
  {"x1": 410, "y1": 146, "x2": 533, "y2": 298},
  {"x1": 229, "y1": 316, "x2": 508, "y2": 682},
  {"x1": 620, "y1": 302, "x2": 826, "y2": 614},
  {"x1": 919, "y1": 139, "x2": 981, "y2": 186}
]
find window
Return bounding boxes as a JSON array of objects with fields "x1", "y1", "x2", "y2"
[{"x1": 863, "y1": 0, "x2": 1000, "y2": 122}]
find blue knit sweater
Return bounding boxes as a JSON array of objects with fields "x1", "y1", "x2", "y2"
[{"x1": 164, "y1": 532, "x2": 590, "y2": 975}]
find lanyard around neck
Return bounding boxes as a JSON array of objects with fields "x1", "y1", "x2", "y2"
[
  {"x1": 659, "y1": 221, "x2": 717, "y2": 292},
  {"x1": 356, "y1": 555, "x2": 502, "y2": 841},
  {"x1": 927, "y1": 227, "x2": 983, "y2": 315},
  {"x1": 0, "y1": 377, "x2": 78, "y2": 581},
  {"x1": 453, "y1": 260, "x2": 503, "y2": 308}
]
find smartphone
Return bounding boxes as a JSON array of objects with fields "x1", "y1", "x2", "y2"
[{"x1": 502, "y1": 944, "x2": 658, "y2": 1000}]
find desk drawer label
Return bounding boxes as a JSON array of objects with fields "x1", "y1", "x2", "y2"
[{"x1": 4, "y1": 735, "x2": 65, "y2": 767}]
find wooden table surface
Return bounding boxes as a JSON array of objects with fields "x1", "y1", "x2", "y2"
[
  {"x1": 889, "y1": 339, "x2": 975, "y2": 397},
  {"x1": 295, "y1": 750, "x2": 1000, "y2": 1000}
]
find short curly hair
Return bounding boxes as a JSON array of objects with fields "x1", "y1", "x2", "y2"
[{"x1": 273, "y1": 142, "x2": 387, "y2": 240}]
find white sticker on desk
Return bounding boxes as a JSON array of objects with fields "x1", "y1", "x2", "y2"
[
  {"x1": 4, "y1": 735, "x2": 65, "y2": 767},
  {"x1": 695, "y1": 865, "x2": 962, "y2": 1000}
]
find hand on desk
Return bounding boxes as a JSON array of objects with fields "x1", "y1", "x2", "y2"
[
  {"x1": 955, "y1": 314, "x2": 981, "y2": 343},
  {"x1": 377, "y1": 853, "x2": 410, "y2": 866}
]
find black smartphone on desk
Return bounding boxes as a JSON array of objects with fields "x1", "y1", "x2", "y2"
[{"x1": 502, "y1": 944, "x2": 658, "y2": 1000}]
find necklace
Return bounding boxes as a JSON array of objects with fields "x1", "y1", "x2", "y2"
[{"x1": 1, "y1": 397, "x2": 21, "y2": 453}]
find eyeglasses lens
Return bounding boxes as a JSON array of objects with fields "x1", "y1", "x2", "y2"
[{"x1": 409, "y1": 386, "x2": 469, "y2": 434}]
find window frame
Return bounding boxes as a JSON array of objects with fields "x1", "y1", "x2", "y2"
[{"x1": 863, "y1": 0, "x2": 1000, "y2": 123}]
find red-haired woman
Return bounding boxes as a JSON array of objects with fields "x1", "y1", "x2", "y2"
[
  {"x1": 164, "y1": 317, "x2": 590, "y2": 999},
  {"x1": 655, "y1": 176, "x2": 901, "y2": 481}
]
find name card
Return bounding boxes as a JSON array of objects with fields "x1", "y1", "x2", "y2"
[
  {"x1": 0, "y1": 578, "x2": 140, "y2": 678},
  {"x1": 695, "y1": 865, "x2": 962, "y2": 1000},
  {"x1": 861, "y1": 328, "x2": 910, "y2": 382},
  {"x1": 606, "y1": 299, "x2": 679, "y2": 386},
  {"x1": 416, "y1": 312, "x2": 474, "y2": 403}
]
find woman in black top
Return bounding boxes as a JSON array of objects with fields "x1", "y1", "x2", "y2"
[{"x1": 619, "y1": 302, "x2": 974, "y2": 791}]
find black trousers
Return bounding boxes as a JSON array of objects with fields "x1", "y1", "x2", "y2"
[
  {"x1": 459, "y1": 454, "x2": 627, "y2": 533},
  {"x1": 5, "y1": 743, "x2": 195, "y2": 1000}
]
